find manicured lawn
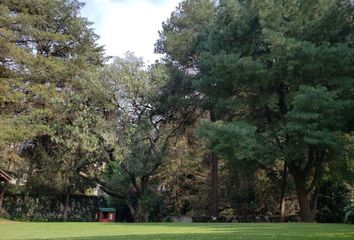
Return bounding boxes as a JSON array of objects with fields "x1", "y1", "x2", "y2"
[{"x1": 0, "y1": 222, "x2": 353, "y2": 240}]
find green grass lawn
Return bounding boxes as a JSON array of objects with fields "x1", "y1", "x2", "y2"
[{"x1": 0, "y1": 222, "x2": 353, "y2": 240}]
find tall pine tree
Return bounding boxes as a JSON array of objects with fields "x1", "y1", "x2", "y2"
[{"x1": 196, "y1": 0, "x2": 354, "y2": 222}]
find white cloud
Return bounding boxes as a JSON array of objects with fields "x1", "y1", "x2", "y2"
[{"x1": 81, "y1": 0, "x2": 181, "y2": 64}]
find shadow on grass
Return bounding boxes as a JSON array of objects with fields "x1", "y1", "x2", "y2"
[
  {"x1": 40, "y1": 224, "x2": 354, "y2": 240},
  {"x1": 97, "y1": 223, "x2": 354, "y2": 235},
  {"x1": 6, "y1": 223, "x2": 353, "y2": 240},
  {"x1": 46, "y1": 232, "x2": 354, "y2": 240}
]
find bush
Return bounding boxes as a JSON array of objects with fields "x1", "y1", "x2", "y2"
[
  {"x1": 0, "y1": 208, "x2": 10, "y2": 219},
  {"x1": 3, "y1": 193, "x2": 105, "y2": 222},
  {"x1": 316, "y1": 179, "x2": 351, "y2": 223},
  {"x1": 344, "y1": 204, "x2": 354, "y2": 224},
  {"x1": 141, "y1": 192, "x2": 165, "y2": 222}
]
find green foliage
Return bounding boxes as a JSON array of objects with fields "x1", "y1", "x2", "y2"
[
  {"x1": 0, "y1": 0, "x2": 104, "y2": 144},
  {"x1": 0, "y1": 0, "x2": 105, "y2": 187},
  {"x1": 316, "y1": 178, "x2": 351, "y2": 223},
  {"x1": 283, "y1": 86, "x2": 345, "y2": 163},
  {"x1": 0, "y1": 0, "x2": 108, "y2": 221},
  {"x1": 195, "y1": 0, "x2": 354, "y2": 221},
  {"x1": 197, "y1": 121, "x2": 257, "y2": 163},
  {"x1": 344, "y1": 203, "x2": 354, "y2": 224},
  {"x1": 155, "y1": 0, "x2": 216, "y2": 66},
  {"x1": 97, "y1": 53, "x2": 188, "y2": 221},
  {"x1": 153, "y1": 134, "x2": 210, "y2": 218},
  {"x1": 139, "y1": 192, "x2": 165, "y2": 222},
  {"x1": 3, "y1": 192, "x2": 103, "y2": 222},
  {"x1": 1, "y1": 0, "x2": 353, "y2": 224}
]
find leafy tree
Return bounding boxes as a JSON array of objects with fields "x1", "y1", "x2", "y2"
[
  {"x1": 153, "y1": 132, "x2": 210, "y2": 218},
  {"x1": 0, "y1": 0, "x2": 105, "y2": 218},
  {"x1": 85, "y1": 53, "x2": 184, "y2": 221},
  {"x1": 22, "y1": 69, "x2": 111, "y2": 221},
  {"x1": 1, "y1": 0, "x2": 353, "y2": 224},
  {"x1": 155, "y1": 0, "x2": 216, "y2": 68},
  {"x1": 0, "y1": 0, "x2": 104, "y2": 144},
  {"x1": 196, "y1": 0, "x2": 354, "y2": 222},
  {"x1": 156, "y1": 0, "x2": 222, "y2": 219}
]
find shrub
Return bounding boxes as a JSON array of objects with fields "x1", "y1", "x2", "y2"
[
  {"x1": 344, "y1": 204, "x2": 354, "y2": 224},
  {"x1": 316, "y1": 179, "x2": 351, "y2": 223}
]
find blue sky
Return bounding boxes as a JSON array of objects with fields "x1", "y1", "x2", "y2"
[{"x1": 81, "y1": 0, "x2": 181, "y2": 63}]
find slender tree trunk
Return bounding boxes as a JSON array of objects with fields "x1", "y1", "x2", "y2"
[
  {"x1": 63, "y1": 191, "x2": 70, "y2": 222},
  {"x1": 210, "y1": 152, "x2": 218, "y2": 220},
  {"x1": 0, "y1": 189, "x2": 4, "y2": 209},
  {"x1": 209, "y1": 111, "x2": 219, "y2": 220},
  {"x1": 279, "y1": 163, "x2": 288, "y2": 222},
  {"x1": 0, "y1": 161, "x2": 12, "y2": 210},
  {"x1": 311, "y1": 187, "x2": 319, "y2": 215},
  {"x1": 7, "y1": 160, "x2": 13, "y2": 172},
  {"x1": 279, "y1": 195, "x2": 286, "y2": 222}
]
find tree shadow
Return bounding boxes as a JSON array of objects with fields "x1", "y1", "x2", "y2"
[
  {"x1": 47, "y1": 232, "x2": 354, "y2": 240},
  {"x1": 41, "y1": 223, "x2": 354, "y2": 240}
]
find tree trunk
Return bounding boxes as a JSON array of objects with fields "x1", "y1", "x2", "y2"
[
  {"x1": 209, "y1": 111, "x2": 219, "y2": 220},
  {"x1": 134, "y1": 200, "x2": 148, "y2": 222},
  {"x1": 0, "y1": 189, "x2": 4, "y2": 209},
  {"x1": 210, "y1": 152, "x2": 218, "y2": 220},
  {"x1": 279, "y1": 163, "x2": 288, "y2": 222},
  {"x1": 292, "y1": 173, "x2": 315, "y2": 222},
  {"x1": 311, "y1": 187, "x2": 319, "y2": 214},
  {"x1": 0, "y1": 162, "x2": 12, "y2": 210},
  {"x1": 279, "y1": 196, "x2": 286, "y2": 222},
  {"x1": 296, "y1": 189, "x2": 314, "y2": 222},
  {"x1": 126, "y1": 199, "x2": 135, "y2": 220},
  {"x1": 126, "y1": 197, "x2": 147, "y2": 222},
  {"x1": 62, "y1": 191, "x2": 70, "y2": 222}
]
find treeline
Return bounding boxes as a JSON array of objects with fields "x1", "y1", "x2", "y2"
[{"x1": 0, "y1": 0, "x2": 353, "y2": 223}]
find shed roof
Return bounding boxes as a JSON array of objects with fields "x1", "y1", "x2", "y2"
[
  {"x1": 98, "y1": 208, "x2": 116, "y2": 212},
  {"x1": 0, "y1": 169, "x2": 12, "y2": 182}
]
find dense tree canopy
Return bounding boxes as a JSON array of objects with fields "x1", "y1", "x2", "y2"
[
  {"x1": 0, "y1": 0, "x2": 106, "y2": 219},
  {"x1": 0, "y1": 0, "x2": 104, "y2": 143},
  {"x1": 195, "y1": 0, "x2": 354, "y2": 222},
  {"x1": 0, "y1": 0, "x2": 353, "y2": 223}
]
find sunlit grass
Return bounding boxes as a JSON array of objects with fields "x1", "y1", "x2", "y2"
[
  {"x1": 0, "y1": 222, "x2": 353, "y2": 239},
  {"x1": 0, "y1": 218, "x2": 12, "y2": 223}
]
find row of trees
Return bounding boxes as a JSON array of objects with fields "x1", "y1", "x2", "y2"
[
  {"x1": 0, "y1": 0, "x2": 353, "y2": 222},
  {"x1": 157, "y1": 0, "x2": 354, "y2": 222}
]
